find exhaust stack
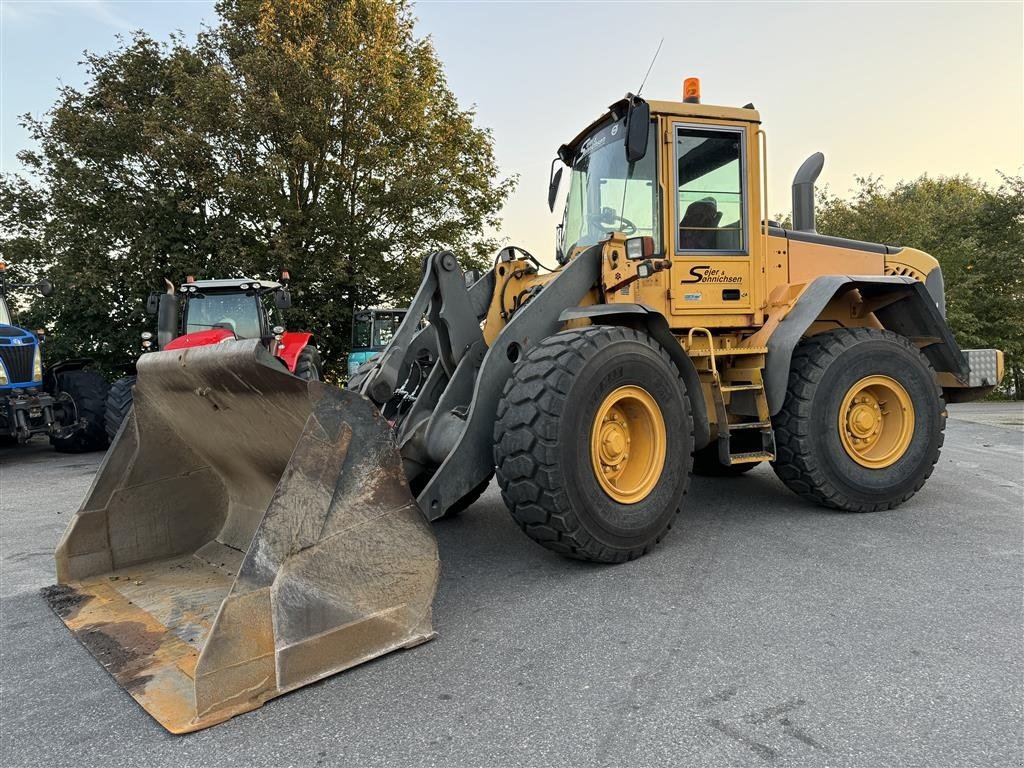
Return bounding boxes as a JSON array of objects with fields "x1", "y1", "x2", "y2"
[{"x1": 792, "y1": 152, "x2": 825, "y2": 232}]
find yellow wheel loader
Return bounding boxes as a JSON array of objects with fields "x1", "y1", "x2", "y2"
[{"x1": 46, "y1": 80, "x2": 1003, "y2": 733}]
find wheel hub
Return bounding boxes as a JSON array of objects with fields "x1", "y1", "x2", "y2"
[
  {"x1": 838, "y1": 375, "x2": 914, "y2": 468},
  {"x1": 590, "y1": 386, "x2": 667, "y2": 504}
]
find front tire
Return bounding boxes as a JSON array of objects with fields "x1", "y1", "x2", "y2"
[
  {"x1": 294, "y1": 345, "x2": 322, "y2": 381},
  {"x1": 771, "y1": 328, "x2": 944, "y2": 512},
  {"x1": 104, "y1": 375, "x2": 136, "y2": 441},
  {"x1": 50, "y1": 370, "x2": 109, "y2": 453},
  {"x1": 494, "y1": 326, "x2": 693, "y2": 563}
]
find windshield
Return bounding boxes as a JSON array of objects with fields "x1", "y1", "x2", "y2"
[
  {"x1": 561, "y1": 120, "x2": 659, "y2": 255},
  {"x1": 0, "y1": 296, "x2": 11, "y2": 325},
  {"x1": 184, "y1": 292, "x2": 263, "y2": 338},
  {"x1": 353, "y1": 311, "x2": 404, "y2": 350}
]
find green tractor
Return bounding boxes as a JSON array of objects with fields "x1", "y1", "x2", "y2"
[{"x1": 346, "y1": 308, "x2": 407, "y2": 379}]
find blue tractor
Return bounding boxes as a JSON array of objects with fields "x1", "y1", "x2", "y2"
[
  {"x1": 347, "y1": 308, "x2": 407, "y2": 379},
  {"x1": 0, "y1": 262, "x2": 108, "y2": 451}
]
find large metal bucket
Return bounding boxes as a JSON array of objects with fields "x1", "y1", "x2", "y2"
[{"x1": 45, "y1": 341, "x2": 439, "y2": 733}]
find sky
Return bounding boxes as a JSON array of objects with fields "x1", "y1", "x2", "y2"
[{"x1": 1, "y1": 0, "x2": 1022, "y2": 258}]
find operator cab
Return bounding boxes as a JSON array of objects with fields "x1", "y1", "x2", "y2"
[
  {"x1": 348, "y1": 308, "x2": 407, "y2": 377},
  {"x1": 176, "y1": 277, "x2": 289, "y2": 341},
  {"x1": 551, "y1": 82, "x2": 764, "y2": 321},
  {"x1": 352, "y1": 309, "x2": 405, "y2": 351},
  {"x1": 554, "y1": 88, "x2": 757, "y2": 259}
]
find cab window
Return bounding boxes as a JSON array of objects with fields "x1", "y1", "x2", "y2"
[
  {"x1": 675, "y1": 126, "x2": 745, "y2": 253},
  {"x1": 562, "y1": 122, "x2": 660, "y2": 256}
]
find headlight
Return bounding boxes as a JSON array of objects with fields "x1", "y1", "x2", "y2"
[
  {"x1": 625, "y1": 236, "x2": 655, "y2": 260},
  {"x1": 0, "y1": 361, "x2": 8, "y2": 386},
  {"x1": 32, "y1": 345, "x2": 42, "y2": 382}
]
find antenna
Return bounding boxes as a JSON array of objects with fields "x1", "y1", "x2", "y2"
[{"x1": 636, "y1": 37, "x2": 664, "y2": 97}]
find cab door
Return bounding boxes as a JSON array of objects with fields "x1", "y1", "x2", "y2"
[{"x1": 665, "y1": 120, "x2": 758, "y2": 324}]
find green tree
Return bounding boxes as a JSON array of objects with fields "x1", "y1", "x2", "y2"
[
  {"x1": 0, "y1": 0, "x2": 514, "y2": 376},
  {"x1": 816, "y1": 174, "x2": 1024, "y2": 398}
]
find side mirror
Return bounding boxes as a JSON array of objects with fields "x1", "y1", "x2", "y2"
[
  {"x1": 145, "y1": 292, "x2": 160, "y2": 315},
  {"x1": 36, "y1": 279, "x2": 54, "y2": 297},
  {"x1": 547, "y1": 165, "x2": 563, "y2": 213},
  {"x1": 624, "y1": 100, "x2": 650, "y2": 163},
  {"x1": 274, "y1": 289, "x2": 292, "y2": 310},
  {"x1": 156, "y1": 292, "x2": 178, "y2": 349}
]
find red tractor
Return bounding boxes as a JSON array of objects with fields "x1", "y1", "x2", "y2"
[{"x1": 104, "y1": 273, "x2": 321, "y2": 439}]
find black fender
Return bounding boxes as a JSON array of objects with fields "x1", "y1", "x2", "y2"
[
  {"x1": 558, "y1": 303, "x2": 712, "y2": 450},
  {"x1": 765, "y1": 275, "x2": 968, "y2": 415},
  {"x1": 924, "y1": 266, "x2": 946, "y2": 317},
  {"x1": 42, "y1": 357, "x2": 96, "y2": 394}
]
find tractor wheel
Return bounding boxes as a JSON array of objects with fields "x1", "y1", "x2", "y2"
[
  {"x1": 50, "y1": 370, "x2": 110, "y2": 453},
  {"x1": 691, "y1": 443, "x2": 760, "y2": 476},
  {"x1": 494, "y1": 325, "x2": 693, "y2": 563},
  {"x1": 104, "y1": 375, "x2": 136, "y2": 441},
  {"x1": 345, "y1": 355, "x2": 379, "y2": 391},
  {"x1": 771, "y1": 328, "x2": 944, "y2": 512},
  {"x1": 294, "y1": 345, "x2": 322, "y2": 381}
]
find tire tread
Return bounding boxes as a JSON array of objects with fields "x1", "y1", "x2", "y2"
[
  {"x1": 771, "y1": 327, "x2": 945, "y2": 512},
  {"x1": 494, "y1": 325, "x2": 693, "y2": 562}
]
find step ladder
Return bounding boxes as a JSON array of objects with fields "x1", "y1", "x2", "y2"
[{"x1": 686, "y1": 328, "x2": 776, "y2": 467}]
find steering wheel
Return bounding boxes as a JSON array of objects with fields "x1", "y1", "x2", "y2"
[
  {"x1": 588, "y1": 212, "x2": 637, "y2": 236},
  {"x1": 214, "y1": 319, "x2": 237, "y2": 335}
]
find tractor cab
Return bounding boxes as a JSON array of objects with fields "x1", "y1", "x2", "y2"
[
  {"x1": 164, "y1": 277, "x2": 291, "y2": 349},
  {"x1": 103, "y1": 272, "x2": 320, "y2": 440},
  {"x1": 347, "y1": 308, "x2": 407, "y2": 377},
  {"x1": 142, "y1": 275, "x2": 315, "y2": 376}
]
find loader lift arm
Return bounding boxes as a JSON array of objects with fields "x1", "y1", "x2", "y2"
[{"x1": 355, "y1": 247, "x2": 602, "y2": 520}]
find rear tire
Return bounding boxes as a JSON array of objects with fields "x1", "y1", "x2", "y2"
[
  {"x1": 294, "y1": 345, "x2": 322, "y2": 381},
  {"x1": 771, "y1": 328, "x2": 944, "y2": 512},
  {"x1": 50, "y1": 370, "x2": 109, "y2": 453},
  {"x1": 494, "y1": 326, "x2": 693, "y2": 563},
  {"x1": 104, "y1": 375, "x2": 136, "y2": 441}
]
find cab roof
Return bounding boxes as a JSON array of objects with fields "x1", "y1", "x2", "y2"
[
  {"x1": 180, "y1": 278, "x2": 282, "y2": 292},
  {"x1": 646, "y1": 99, "x2": 760, "y2": 123},
  {"x1": 558, "y1": 94, "x2": 761, "y2": 164}
]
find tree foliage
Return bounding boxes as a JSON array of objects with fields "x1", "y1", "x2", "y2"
[
  {"x1": 0, "y1": 0, "x2": 514, "y2": 376},
  {"x1": 816, "y1": 174, "x2": 1024, "y2": 398}
]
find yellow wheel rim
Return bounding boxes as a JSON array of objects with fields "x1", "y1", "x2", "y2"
[
  {"x1": 838, "y1": 375, "x2": 915, "y2": 469},
  {"x1": 589, "y1": 385, "x2": 667, "y2": 504}
]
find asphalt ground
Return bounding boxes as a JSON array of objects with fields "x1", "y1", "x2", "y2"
[{"x1": 1, "y1": 402, "x2": 1021, "y2": 767}]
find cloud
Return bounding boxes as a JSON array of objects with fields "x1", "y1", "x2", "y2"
[
  {"x1": 1, "y1": 1, "x2": 134, "y2": 31},
  {"x1": 79, "y1": 0, "x2": 134, "y2": 31},
  {"x1": 0, "y1": 2, "x2": 57, "y2": 24}
]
